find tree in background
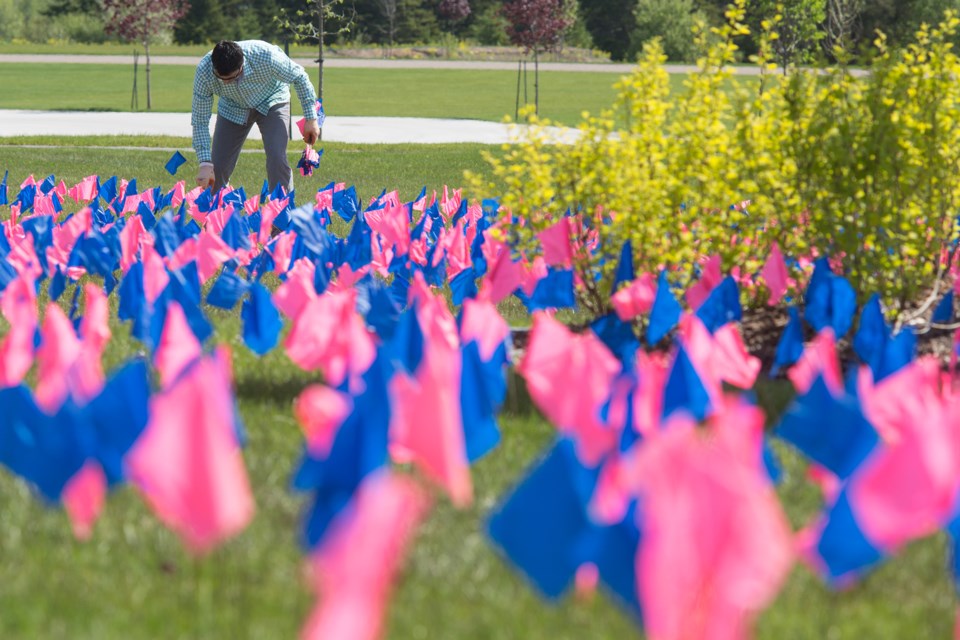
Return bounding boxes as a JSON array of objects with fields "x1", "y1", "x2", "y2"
[
  {"x1": 103, "y1": 0, "x2": 190, "y2": 110},
  {"x1": 823, "y1": 0, "x2": 862, "y2": 56},
  {"x1": 375, "y1": 0, "x2": 399, "y2": 52},
  {"x1": 503, "y1": 0, "x2": 574, "y2": 115},
  {"x1": 579, "y1": 0, "x2": 638, "y2": 60},
  {"x1": 749, "y1": 0, "x2": 825, "y2": 72},
  {"x1": 276, "y1": 0, "x2": 355, "y2": 139},
  {"x1": 858, "y1": 0, "x2": 960, "y2": 52},
  {"x1": 631, "y1": 0, "x2": 705, "y2": 62},
  {"x1": 437, "y1": 0, "x2": 471, "y2": 34}
]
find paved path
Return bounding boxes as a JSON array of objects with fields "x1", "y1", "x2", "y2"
[
  {"x1": 0, "y1": 53, "x2": 729, "y2": 75},
  {"x1": 0, "y1": 109, "x2": 579, "y2": 145},
  {"x1": 0, "y1": 53, "x2": 869, "y2": 76}
]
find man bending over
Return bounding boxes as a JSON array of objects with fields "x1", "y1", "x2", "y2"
[{"x1": 192, "y1": 40, "x2": 320, "y2": 193}]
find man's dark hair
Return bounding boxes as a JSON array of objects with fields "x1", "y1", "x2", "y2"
[{"x1": 212, "y1": 41, "x2": 243, "y2": 76}]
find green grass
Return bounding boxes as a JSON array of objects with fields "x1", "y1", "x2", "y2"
[
  {"x1": 0, "y1": 140, "x2": 496, "y2": 203},
  {"x1": 0, "y1": 142, "x2": 956, "y2": 638},
  {"x1": 0, "y1": 63, "x2": 641, "y2": 126}
]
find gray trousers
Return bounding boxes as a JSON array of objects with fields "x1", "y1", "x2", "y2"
[{"x1": 212, "y1": 102, "x2": 293, "y2": 194}]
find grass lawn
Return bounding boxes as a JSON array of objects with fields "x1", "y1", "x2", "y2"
[
  {"x1": 0, "y1": 142, "x2": 956, "y2": 638},
  {"x1": 0, "y1": 139, "x2": 496, "y2": 204},
  {"x1": 0, "y1": 63, "x2": 669, "y2": 126}
]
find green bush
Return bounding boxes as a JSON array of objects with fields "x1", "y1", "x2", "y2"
[
  {"x1": 49, "y1": 13, "x2": 109, "y2": 43},
  {"x1": 466, "y1": 3, "x2": 510, "y2": 45},
  {"x1": 469, "y1": 1, "x2": 960, "y2": 322},
  {"x1": 630, "y1": 0, "x2": 705, "y2": 62}
]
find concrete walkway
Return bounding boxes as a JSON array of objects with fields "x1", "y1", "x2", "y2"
[
  {"x1": 0, "y1": 52, "x2": 868, "y2": 76},
  {"x1": 0, "y1": 109, "x2": 579, "y2": 145},
  {"x1": 0, "y1": 53, "x2": 641, "y2": 74}
]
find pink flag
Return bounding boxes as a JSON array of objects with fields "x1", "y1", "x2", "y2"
[
  {"x1": 62, "y1": 461, "x2": 107, "y2": 541},
  {"x1": 259, "y1": 197, "x2": 289, "y2": 244},
  {"x1": 48, "y1": 206, "x2": 91, "y2": 273},
  {"x1": 611, "y1": 273, "x2": 657, "y2": 321},
  {"x1": 270, "y1": 230, "x2": 297, "y2": 275},
  {"x1": 119, "y1": 214, "x2": 146, "y2": 273},
  {"x1": 761, "y1": 242, "x2": 789, "y2": 306},
  {"x1": 302, "y1": 472, "x2": 432, "y2": 640},
  {"x1": 33, "y1": 193, "x2": 57, "y2": 217},
  {"x1": 285, "y1": 289, "x2": 376, "y2": 391},
  {"x1": 685, "y1": 255, "x2": 723, "y2": 311},
  {"x1": 440, "y1": 185, "x2": 462, "y2": 222},
  {"x1": 849, "y1": 359, "x2": 960, "y2": 549},
  {"x1": 68, "y1": 175, "x2": 99, "y2": 203},
  {"x1": 196, "y1": 230, "x2": 234, "y2": 284},
  {"x1": 459, "y1": 298, "x2": 510, "y2": 361},
  {"x1": 126, "y1": 350, "x2": 254, "y2": 555},
  {"x1": 169, "y1": 181, "x2": 187, "y2": 210},
  {"x1": 80, "y1": 283, "x2": 111, "y2": 355},
  {"x1": 480, "y1": 238, "x2": 523, "y2": 305},
  {"x1": 295, "y1": 385, "x2": 354, "y2": 458},
  {"x1": 273, "y1": 258, "x2": 317, "y2": 319},
  {"x1": 244, "y1": 194, "x2": 261, "y2": 216},
  {"x1": 0, "y1": 273, "x2": 38, "y2": 388},
  {"x1": 389, "y1": 333, "x2": 472, "y2": 507},
  {"x1": 519, "y1": 256, "x2": 549, "y2": 297},
  {"x1": 518, "y1": 312, "x2": 621, "y2": 465},
  {"x1": 632, "y1": 351, "x2": 669, "y2": 438},
  {"x1": 35, "y1": 304, "x2": 82, "y2": 413},
  {"x1": 142, "y1": 243, "x2": 170, "y2": 304},
  {"x1": 441, "y1": 220, "x2": 471, "y2": 279},
  {"x1": 711, "y1": 324, "x2": 760, "y2": 389},
  {"x1": 155, "y1": 302, "x2": 203, "y2": 388},
  {"x1": 6, "y1": 232, "x2": 42, "y2": 282},
  {"x1": 787, "y1": 329, "x2": 842, "y2": 395},
  {"x1": 628, "y1": 412, "x2": 794, "y2": 640},
  {"x1": 165, "y1": 237, "x2": 198, "y2": 274},
  {"x1": 537, "y1": 218, "x2": 573, "y2": 267}
]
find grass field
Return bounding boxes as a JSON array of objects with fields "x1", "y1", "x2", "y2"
[
  {"x1": 0, "y1": 63, "x2": 638, "y2": 126},
  {"x1": 0, "y1": 141, "x2": 957, "y2": 639},
  {"x1": 0, "y1": 139, "x2": 496, "y2": 203}
]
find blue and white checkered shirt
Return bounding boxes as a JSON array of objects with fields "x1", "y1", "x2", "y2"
[{"x1": 191, "y1": 40, "x2": 319, "y2": 163}]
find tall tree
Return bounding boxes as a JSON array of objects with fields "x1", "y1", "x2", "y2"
[
  {"x1": 276, "y1": 0, "x2": 355, "y2": 140},
  {"x1": 750, "y1": 0, "x2": 826, "y2": 72},
  {"x1": 41, "y1": 0, "x2": 100, "y2": 17},
  {"x1": 103, "y1": 0, "x2": 190, "y2": 110},
  {"x1": 503, "y1": 0, "x2": 574, "y2": 115},
  {"x1": 822, "y1": 0, "x2": 862, "y2": 57},
  {"x1": 579, "y1": 0, "x2": 637, "y2": 60},
  {"x1": 858, "y1": 0, "x2": 960, "y2": 50}
]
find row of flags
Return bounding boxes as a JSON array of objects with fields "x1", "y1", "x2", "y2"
[{"x1": 0, "y1": 164, "x2": 959, "y2": 639}]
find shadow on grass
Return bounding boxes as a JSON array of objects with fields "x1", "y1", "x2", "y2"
[{"x1": 234, "y1": 371, "x2": 320, "y2": 407}]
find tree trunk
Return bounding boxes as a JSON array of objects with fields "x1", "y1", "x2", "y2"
[
  {"x1": 515, "y1": 58, "x2": 522, "y2": 120},
  {"x1": 317, "y1": 0, "x2": 325, "y2": 142},
  {"x1": 145, "y1": 39, "x2": 152, "y2": 110},
  {"x1": 534, "y1": 48, "x2": 539, "y2": 117}
]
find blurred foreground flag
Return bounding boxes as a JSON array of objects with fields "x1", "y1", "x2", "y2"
[{"x1": 126, "y1": 348, "x2": 254, "y2": 555}]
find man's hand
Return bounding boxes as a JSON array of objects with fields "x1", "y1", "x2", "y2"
[
  {"x1": 197, "y1": 163, "x2": 215, "y2": 189},
  {"x1": 302, "y1": 118, "x2": 320, "y2": 145}
]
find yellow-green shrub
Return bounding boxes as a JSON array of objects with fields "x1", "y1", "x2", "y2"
[{"x1": 468, "y1": 2, "x2": 960, "y2": 322}]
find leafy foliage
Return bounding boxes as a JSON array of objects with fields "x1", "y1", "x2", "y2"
[
  {"x1": 103, "y1": 0, "x2": 190, "y2": 109},
  {"x1": 470, "y1": 3, "x2": 960, "y2": 321},
  {"x1": 102, "y1": 0, "x2": 190, "y2": 46},
  {"x1": 631, "y1": 0, "x2": 707, "y2": 62},
  {"x1": 749, "y1": 0, "x2": 826, "y2": 71},
  {"x1": 502, "y1": 0, "x2": 575, "y2": 54}
]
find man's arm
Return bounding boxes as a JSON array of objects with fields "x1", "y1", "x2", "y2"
[
  {"x1": 191, "y1": 59, "x2": 215, "y2": 164},
  {"x1": 271, "y1": 46, "x2": 319, "y2": 123}
]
